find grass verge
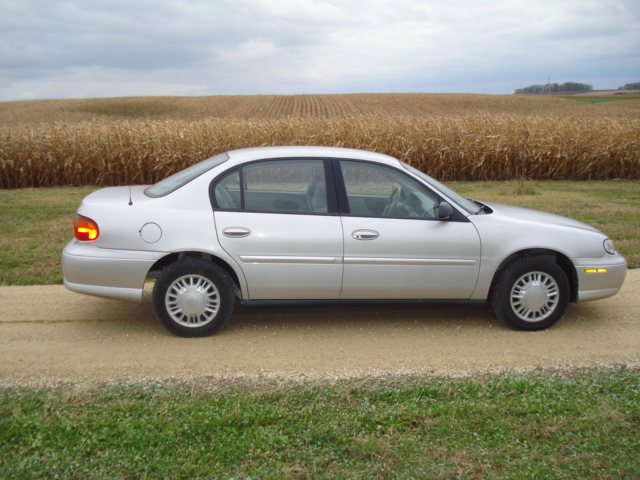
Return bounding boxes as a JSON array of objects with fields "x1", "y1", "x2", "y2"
[
  {"x1": 565, "y1": 96, "x2": 640, "y2": 104},
  {"x1": 0, "y1": 187, "x2": 97, "y2": 285},
  {"x1": 1, "y1": 368, "x2": 638, "y2": 479},
  {"x1": 451, "y1": 180, "x2": 640, "y2": 268},
  {"x1": 1, "y1": 180, "x2": 637, "y2": 286}
]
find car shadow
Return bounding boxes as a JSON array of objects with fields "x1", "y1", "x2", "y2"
[
  {"x1": 228, "y1": 300, "x2": 501, "y2": 332},
  {"x1": 81, "y1": 291, "x2": 612, "y2": 337}
]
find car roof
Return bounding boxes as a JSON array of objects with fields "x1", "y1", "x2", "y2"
[{"x1": 226, "y1": 146, "x2": 401, "y2": 165}]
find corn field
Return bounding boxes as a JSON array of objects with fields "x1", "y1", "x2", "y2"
[{"x1": 1, "y1": 94, "x2": 639, "y2": 188}]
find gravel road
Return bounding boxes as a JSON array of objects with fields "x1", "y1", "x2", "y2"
[{"x1": 1, "y1": 271, "x2": 638, "y2": 386}]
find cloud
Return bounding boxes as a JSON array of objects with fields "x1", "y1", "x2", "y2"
[{"x1": 0, "y1": 0, "x2": 638, "y2": 100}]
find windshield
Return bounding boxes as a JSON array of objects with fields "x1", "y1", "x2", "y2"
[
  {"x1": 145, "y1": 152, "x2": 230, "y2": 197},
  {"x1": 401, "y1": 163, "x2": 481, "y2": 214}
]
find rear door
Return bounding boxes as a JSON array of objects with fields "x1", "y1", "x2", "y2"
[{"x1": 213, "y1": 158, "x2": 344, "y2": 300}]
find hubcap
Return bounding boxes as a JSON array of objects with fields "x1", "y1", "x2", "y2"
[
  {"x1": 510, "y1": 271, "x2": 559, "y2": 322},
  {"x1": 165, "y1": 274, "x2": 220, "y2": 328}
]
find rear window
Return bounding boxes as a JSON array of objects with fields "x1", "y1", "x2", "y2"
[{"x1": 145, "y1": 152, "x2": 230, "y2": 197}]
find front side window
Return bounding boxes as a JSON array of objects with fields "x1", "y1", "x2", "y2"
[
  {"x1": 340, "y1": 161, "x2": 440, "y2": 219},
  {"x1": 401, "y1": 163, "x2": 480, "y2": 214},
  {"x1": 213, "y1": 159, "x2": 329, "y2": 214}
]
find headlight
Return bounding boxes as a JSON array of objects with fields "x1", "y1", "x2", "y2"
[{"x1": 603, "y1": 239, "x2": 617, "y2": 255}]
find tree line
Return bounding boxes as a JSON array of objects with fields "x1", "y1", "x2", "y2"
[
  {"x1": 618, "y1": 82, "x2": 640, "y2": 90},
  {"x1": 515, "y1": 82, "x2": 593, "y2": 94}
]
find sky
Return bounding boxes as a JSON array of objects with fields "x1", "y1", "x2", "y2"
[{"x1": 1, "y1": 0, "x2": 639, "y2": 101}]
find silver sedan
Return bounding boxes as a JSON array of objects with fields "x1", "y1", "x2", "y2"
[{"x1": 62, "y1": 146, "x2": 627, "y2": 336}]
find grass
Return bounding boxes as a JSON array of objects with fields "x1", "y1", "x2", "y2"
[
  {"x1": 0, "y1": 187, "x2": 97, "y2": 285},
  {"x1": 0, "y1": 181, "x2": 637, "y2": 286},
  {"x1": 451, "y1": 180, "x2": 640, "y2": 268},
  {"x1": 565, "y1": 97, "x2": 640, "y2": 104},
  {"x1": 1, "y1": 368, "x2": 639, "y2": 479}
]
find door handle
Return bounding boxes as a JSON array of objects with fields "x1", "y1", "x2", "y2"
[
  {"x1": 352, "y1": 229, "x2": 379, "y2": 241},
  {"x1": 222, "y1": 227, "x2": 251, "y2": 238}
]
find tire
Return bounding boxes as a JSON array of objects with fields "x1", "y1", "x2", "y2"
[
  {"x1": 152, "y1": 258, "x2": 235, "y2": 337},
  {"x1": 491, "y1": 256, "x2": 570, "y2": 331}
]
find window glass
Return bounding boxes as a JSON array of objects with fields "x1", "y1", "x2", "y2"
[
  {"x1": 340, "y1": 161, "x2": 440, "y2": 218},
  {"x1": 213, "y1": 159, "x2": 327, "y2": 214},
  {"x1": 145, "y1": 152, "x2": 229, "y2": 197},
  {"x1": 401, "y1": 163, "x2": 480, "y2": 214},
  {"x1": 213, "y1": 168, "x2": 241, "y2": 209},
  {"x1": 244, "y1": 160, "x2": 326, "y2": 213}
]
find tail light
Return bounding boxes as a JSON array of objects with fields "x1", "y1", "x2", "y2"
[{"x1": 75, "y1": 214, "x2": 99, "y2": 241}]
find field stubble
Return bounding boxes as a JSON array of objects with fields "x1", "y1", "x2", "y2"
[{"x1": 1, "y1": 94, "x2": 639, "y2": 188}]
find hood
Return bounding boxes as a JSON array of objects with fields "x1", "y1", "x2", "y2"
[{"x1": 482, "y1": 202, "x2": 601, "y2": 234}]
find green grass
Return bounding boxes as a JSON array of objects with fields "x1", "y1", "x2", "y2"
[
  {"x1": 452, "y1": 180, "x2": 640, "y2": 268},
  {"x1": 565, "y1": 96, "x2": 640, "y2": 104},
  {"x1": 1, "y1": 184, "x2": 638, "y2": 479},
  {"x1": 1, "y1": 368, "x2": 638, "y2": 479},
  {"x1": 1, "y1": 181, "x2": 637, "y2": 286},
  {"x1": 0, "y1": 187, "x2": 98, "y2": 285}
]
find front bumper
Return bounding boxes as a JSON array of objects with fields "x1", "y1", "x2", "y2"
[
  {"x1": 573, "y1": 255, "x2": 627, "y2": 302},
  {"x1": 61, "y1": 240, "x2": 165, "y2": 303}
]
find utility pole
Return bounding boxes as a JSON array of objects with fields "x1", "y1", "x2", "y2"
[{"x1": 548, "y1": 75, "x2": 551, "y2": 96}]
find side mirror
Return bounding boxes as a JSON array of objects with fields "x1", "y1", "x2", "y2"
[{"x1": 438, "y1": 201, "x2": 453, "y2": 220}]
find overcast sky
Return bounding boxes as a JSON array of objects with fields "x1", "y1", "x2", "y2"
[{"x1": 1, "y1": 0, "x2": 639, "y2": 101}]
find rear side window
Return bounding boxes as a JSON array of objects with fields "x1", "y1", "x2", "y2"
[
  {"x1": 145, "y1": 152, "x2": 230, "y2": 197},
  {"x1": 214, "y1": 168, "x2": 241, "y2": 209},
  {"x1": 212, "y1": 159, "x2": 330, "y2": 214}
]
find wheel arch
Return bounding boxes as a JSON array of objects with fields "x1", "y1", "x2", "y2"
[
  {"x1": 147, "y1": 251, "x2": 243, "y2": 298},
  {"x1": 491, "y1": 248, "x2": 578, "y2": 303}
]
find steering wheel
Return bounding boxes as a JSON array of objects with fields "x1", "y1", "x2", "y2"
[{"x1": 383, "y1": 186, "x2": 402, "y2": 217}]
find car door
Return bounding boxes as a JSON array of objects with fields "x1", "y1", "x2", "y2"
[
  {"x1": 337, "y1": 160, "x2": 481, "y2": 299},
  {"x1": 212, "y1": 158, "x2": 344, "y2": 300}
]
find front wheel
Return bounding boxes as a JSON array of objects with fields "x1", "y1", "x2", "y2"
[
  {"x1": 491, "y1": 257, "x2": 570, "y2": 331},
  {"x1": 152, "y1": 258, "x2": 235, "y2": 337}
]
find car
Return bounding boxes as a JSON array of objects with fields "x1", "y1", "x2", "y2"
[{"x1": 62, "y1": 146, "x2": 627, "y2": 337}]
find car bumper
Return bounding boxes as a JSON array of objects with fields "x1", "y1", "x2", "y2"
[
  {"x1": 61, "y1": 240, "x2": 164, "y2": 303},
  {"x1": 573, "y1": 256, "x2": 627, "y2": 302}
]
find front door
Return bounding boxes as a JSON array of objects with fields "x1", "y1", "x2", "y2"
[{"x1": 337, "y1": 160, "x2": 481, "y2": 299}]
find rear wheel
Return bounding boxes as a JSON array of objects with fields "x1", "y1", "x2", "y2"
[
  {"x1": 491, "y1": 257, "x2": 569, "y2": 331},
  {"x1": 152, "y1": 258, "x2": 235, "y2": 337}
]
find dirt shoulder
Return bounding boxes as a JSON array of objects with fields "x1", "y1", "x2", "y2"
[{"x1": 1, "y1": 271, "x2": 638, "y2": 386}]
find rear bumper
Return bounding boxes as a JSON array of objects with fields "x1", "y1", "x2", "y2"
[
  {"x1": 61, "y1": 240, "x2": 164, "y2": 303},
  {"x1": 573, "y1": 256, "x2": 627, "y2": 302}
]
